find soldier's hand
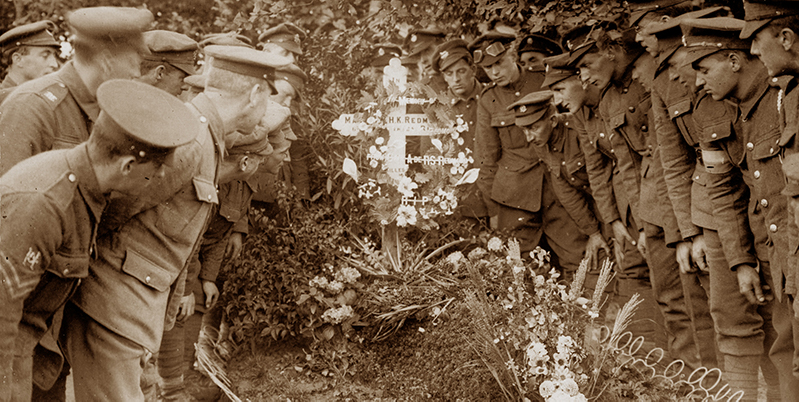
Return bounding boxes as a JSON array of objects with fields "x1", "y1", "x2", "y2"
[
  {"x1": 736, "y1": 265, "x2": 768, "y2": 305},
  {"x1": 691, "y1": 234, "x2": 709, "y2": 272},
  {"x1": 675, "y1": 241, "x2": 696, "y2": 274},
  {"x1": 202, "y1": 280, "x2": 220, "y2": 309},
  {"x1": 490, "y1": 215, "x2": 499, "y2": 230},
  {"x1": 224, "y1": 233, "x2": 244, "y2": 262},
  {"x1": 585, "y1": 232, "x2": 610, "y2": 270},
  {"x1": 177, "y1": 293, "x2": 195, "y2": 322},
  {"x1": 610, "y1": 219, "x2": 635, "y2": 247},
  {"x1": 636, "y1": 230, "x2": 647, "y2": 259}
]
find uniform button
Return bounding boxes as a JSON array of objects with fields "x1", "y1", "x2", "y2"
[
  {"x1": 207, "y1": 194, "x2": 213, "y2": 201},
  {"x1": 628, "y1": 106, "x2": 635, "y2": 113},
  {"x1": 761, "y1": 199, "x2": 769, "y2": 208},
  {"x1": 773, "y1": 77, "x2": 779, "y2": 83},
  {"x1": 599, "y1": 133, "x2": 605, "y2": 138},
  {"x1": 63, "y1": 269, "x2": 69, "y2": 275},
  {"x1": 515, "y1": 92, "x2": 520, "y2": 96},
  {"x1": 68, "y1": 173, "x2": 76, "y2": 183},
  {"x1": 59, "y1": 83, "x2": 65, "y2": 88},
  {"x1": 565, "y1": 122, "x2": 569, "y2": 126},
  {"x1": 145, "y1": 276, "x2": 152, "y2": 284},
  {"x1": 711, "y1": 133, "x2": 717, "y2": 139},
  {"x1": 466, "y1": 104, "x2": 470, "y2": 108},
  {"x1": 746, "y1": 142, "x2": 754, "y2": 150},
  {"x1": 561, "y1": 161, "x2": 566, "y2": 165},
  {"x1": 641, "y1": 125, "x2": 648, "y2": 132},
  {"x1": 200, "y1": 116, "x2": 208, "y2": 123},
  {"x1": 770, "y1": 147, "x2": 774, "y2": 153},
  {"x1": 770, "y1": 224, "x2": 778, "y2": 232},
  {"x1": 577, "y1": 162, "x2": 582, "y2": 166},
  {"x1": 754, "y1": 170, "x2": 761, "y2": 179},
  {"x1": 570, "y1": 177, "x2": 575, "y2": 181},
  {"x1": 695, "y1": 176, "x2": 700, "y2": 180},
  {"x1": 674, "y1": 110, "x2": 679, "y2": 115},
  {"x1": 500, "y1": 121, "x2": 505, "y2": 125},
  {"x1": 610, "y1": 149, "x2": 615, "y2": 154},
  {"x1": 623, "y1": 88, "x2": 629, "y2": 93}
]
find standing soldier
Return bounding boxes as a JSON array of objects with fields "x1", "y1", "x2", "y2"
[
  {"x1": 571, "y1": 23, "x2": 700, "y2": 366},
  {"x1": 516, "y1": 34, "x2": 562, "y2": 73},
  {"x1": 640, "y1": 6, "x2": 729, "y2": 371},
  {"x1": 0, "y1": 79, "x2": 197, "y2": 401},
  {"x1": 404, "y1": 28, "x2": 447, "y2": 90},
  {"x1": 683, "y1": 16, "x2": 799, "y2": 400},
  {"x1": 61, "y1": 45, "x2": 287, "y2": 401},
  {"x1": 0, "y1": 7, "x2": 154, "y2": 175},
  {"x1": 0, "y1": 20, "x2": 60, "y2": 103},
  {"x1": 138, "y1": 30, "x2": 198, "y2": 98},
  {"x1": 258, "y1": 22, "x2": 306, "y2": 64},
  {"x1": 430, "y1": 39, "x2": 489, "y2": 226},
  {"x1": 741, "y1": 0, "x2": 799, "y2": 379}
]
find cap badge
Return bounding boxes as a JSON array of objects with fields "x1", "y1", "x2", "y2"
[
  {"x1": 378, "y1": 48, "x2": 385, "y2": 56},
  {"x1": 440, "y1": 50, "x2": 449, "y2": 59},
  {"x1": 485, "y1": 41, "x2": 506, "y2": 57},
  {"x1": 295, "y1": 34, "x2": 300, "y2": 43},
  {"x1": 411, "y1": 34, "x2": 417, "y2": 43},
  {"x1": 519, "y1": 105, "x2": 527, "y2": 113},
  {"x1": 545, "y1": 64, "x2": 550, "y2": 73},
  {"x1": 527, "y1": 38, "x2": 533, "y2": 45}
]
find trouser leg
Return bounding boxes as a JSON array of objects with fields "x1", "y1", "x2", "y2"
[
  {"x1": 540, "y1": 187, "x2": 589, "y2": 275},
  {"x1": 643, "y1": 222, "x2": 701, "y2": 369},
  {"x1": 767, "y1": 290, "x2": 799, "y2": 400},
  {"x1": 681, "y1": 266, "x2": 719, "y2": 369},
  {"x1": 62, "y1": 303, "x2": 147, "y2": 402},
  {"x1": 496, "y1": 205, "x2": 543, "y2": 254}
]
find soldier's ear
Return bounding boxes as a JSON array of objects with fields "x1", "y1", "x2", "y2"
[
  {"x1": 780, "y1": 28, "x2": 798, "y2": 51},
  {"x1": 728, "y1": 52, "x2": 742, "y2": 72},
  {"x1": 119, "y1": 155, "x2": 137, "y2": 176},
  {"x1": 155, "y1": 65, "x2": 167, "y2": 81}
]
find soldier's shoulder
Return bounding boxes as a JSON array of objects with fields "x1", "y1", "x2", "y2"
[
  {"x1": 3, "y1": 75, "x2": 70, "y2": 110},
  {"x1": 0, "y1": 150, "x2": 76, "y2": 210}
]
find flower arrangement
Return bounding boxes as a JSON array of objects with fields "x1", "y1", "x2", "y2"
[{"x1": 332, "y1": 73, "x2": 476, "y2": 230}]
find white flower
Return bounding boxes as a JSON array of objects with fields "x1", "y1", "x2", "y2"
[
  {"x1": 396, "y1": 204, "x2": 418, "y2": 227},
  {"x1": 375, "y1": 137, "x2": 385, "y2": 145},
  {"x1": 321, "y1": 305, "x2": 354, "y2": 324},
  {"x1": 397, "y1": 176, "x2": 418, "y2": 197},
  {"x1": 457, "y1": 137, "x2": 464, "y2": 145},
  {"x1": 335, "y1": 267, "x2": 362, "y2": 284},
  {"x1": 358, "y1": 122, "x2": 368, "y2": 131},
  {"x1": 447, "y1": 251, "x2": 464, "y2": 266},
  {"x1": 327, "y1": 280, "x2": 344, "y2": 294},
  {"x1": 539, "y1": 381, "x2": 557, "y2": 398},
  {"x1": 560, "y1": 378, "x2": 580, "y2": 397},
  {"x1": 369, "y1": 159, "x2": 379, "y2": 168},
  {"x1": 487, "y1": 237, "x2": 503, "y2": 251},
  {"x1": 451, "y1": 131, "x2": 460, "y2": 140},
  {"x1": 367, "y1": 116, "x2": 377, "y2": 125}
]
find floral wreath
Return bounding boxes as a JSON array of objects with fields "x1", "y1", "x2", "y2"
[{"x1": 333, "y1": 71, "x2": 477, "y2": 230}]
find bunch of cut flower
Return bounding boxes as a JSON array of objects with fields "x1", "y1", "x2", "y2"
[{"x1": 461, "y1": 238, "x2": 705, "y2": 401}]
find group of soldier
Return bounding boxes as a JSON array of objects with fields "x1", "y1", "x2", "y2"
[
  {"x1": 0, "y1": 6, "x2": 312, "y2": 401},
  {"x1": 368, "y1": 0, "x2": 799, "y2": 400}
]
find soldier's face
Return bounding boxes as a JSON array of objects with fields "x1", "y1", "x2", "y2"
[
  {"x1": 694, "y1": 53, "x2": 737, "y2": 101},
  {"x1": 632, "y1": 53, "x2": 656, "y2": 92},
  {"x1": 634, "y1": 14, "x2": 661, "y2": 57},
  {"x1": 263, "y1": 43, "x2": 296, "y2": 64},
  {"x1": 751, "y1": 25, "x2": 795, "y2": 77},
  {"x1": 483, "y1": 52, "x2": 518, "y2": 87},
  {"x1": 577, "y1": 51, "x2": 613, "y2": 90},
  {"x1": 668, "y1": 47, "x2": 697, "y2": 92},
  {"x1": 522, "y1": 116, "x2": 554, "y2": 147},
  {"x1": 124, "y1": 159, "x2": 166, "y2": 194},
  {"x1": 519, "y1": 51, "x2": 546, "y2": 71},
  {"x1": 13, "y1": 46, "x2": 59, "y2": 81},
  {"x1": 550, "y1": 77, "x2": 586, "y2": 113},
  {"x1": 441, "y1": 58, "x2": 475, "y2": 97},
  {"x1": 105, "y1": 49, "x2": 143, "y2": 80},
  {"x1": 157, "y1": 66, "x2": 188, "y2": 97},
  {"x1": 271, "y1": 80, "x2": 296, "y2": 108}
]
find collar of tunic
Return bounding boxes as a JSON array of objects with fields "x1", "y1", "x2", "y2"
[
  {"x1": 66, "y1": 143, "x2": 107, "y2": 224},
  {"x1": 58, "y1": 61, "x2": 100, "y2": 122},
  {"x1": 738, "y1": 66, "x2": 771, "y2": 121}
]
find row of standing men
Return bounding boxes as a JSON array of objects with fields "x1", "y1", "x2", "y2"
[
  {"x1": 392, "y1": 0, "x2": 799, "y2": 400},
  {"x1": 0, "y1": 7, "x2": 312, "y2": 401}
]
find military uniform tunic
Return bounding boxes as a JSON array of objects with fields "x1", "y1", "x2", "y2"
[
  {"x1": 449, "y1": 77, "x2": 488, "y2": 219},
  {"x1": 0, "y1": 75, "x2": 19, "y2": 105},
  {"x1": 0, "y1": 144, "x2": 105, "y2": 400},
  {"x1": 0, "y1": 62, "x2": 98, "y2": 175}
]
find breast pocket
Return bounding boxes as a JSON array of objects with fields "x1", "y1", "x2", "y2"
[
  {"x1": 121, "y1": 248, "x2": 173, "y2": 292},
  {"x1": 751, "y1": 129, "x2": 784, "y2": 197},
  {"x1": 493, "y1": 112, "x2": 527, "y2": 149},
  {"x1": 610, "y1": 111, "x2": 648, "y2": 153},
  {"x1": 154, "y1": 177, "x2": 218, "y2": 242}
]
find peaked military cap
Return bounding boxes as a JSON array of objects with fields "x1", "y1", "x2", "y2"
[
  {"x1": 741, "y1": 0, "x2": 799, "y2": 39},
  {"x1": 626, "y1": 0, "x2": 691, "y2": 26},
  {"x1": 258, "y1": 22, "x2": 306, "y2": 55},
  {"x1": 508, "y1": 90, "x2": 555, "y2": 126},
  {"x1": 227, "y1": 127, "x2": 273, "y2": 157},
  {"x1": 431, "y1": 39, "x2": 472, "y2": 73},
  {"x1": 468, "y1": 31, "x2": 516, "y2": 67},
  {"x1": 542, "y1": 53, "x2": 577, "y2": 87},
  {"x1": 404, "y1": 28, "x2": 446, "y2": 57},
  {"x1": 782, "y1": 153, "x2": 799, "y2": 196},
  {"x1": 142, "y1": 30, "x2": 198, "y2": 75},
  {"x1": 96, "y1": 79, "x2": 198, "y2": 157},
  {"x1": 67, "y1": 7, "x2": 153, "y2": 54},
  {"x1": 562, "y1": 22, "x2": 617, "y2": 67},
  {"x1": 517, "y1": 34, "x2": 563, "y2": 57},
  {"x1": 275, "y1": 64, "x2": 307, "y2": 92},
  {"x1": 204, "y1": 45, "x2": 292, "y2": 93},
  {"x1": 644, "y1": 6, "x2": 726, "y2": 72},
  {"x1": 0, "y1": 21, "x2": 59, "y2": 54},
  {"x1": 370, "y1": 43, "x2": 403, "y2": 67},
  {"x1": 199, "y1": 32, "x2": 253, "y2": 48},
  {"x1": 680, "y1": 17, "x2": 750, "y2": 67}
]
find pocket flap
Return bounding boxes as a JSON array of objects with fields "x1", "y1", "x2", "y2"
[
  {"x1": 668, "y1": 99, "x2": 692, "y2": 120},
  {"x1": 703, "y1": 121, "x2": 732, "y2": 142},
  {"x1": 122, "y1": 249, "x2": 172, "y2": 292},
  {"x1": 193, "y1": 177, "x2": 219, "y2": 204},
  {"x1": 490, "y1": 111, "x2": 516, "y2": 128},
  {"x1": 48, "y1": 253, "x2": 89, "y2": 278},
  {"x1": 609, "y1": 112, "x2": 626, "y2": 129},
  {"x1": 751, "y1": 133, "x2": 780, "y2": 161}
]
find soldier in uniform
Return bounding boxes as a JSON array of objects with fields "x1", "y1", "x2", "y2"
[
  {"x1": 509, "y1": 90, "x2": 611, "y2": 276},
  {"x1": 61, "y1": 45, "x2": 288, "y2": 401},
  {"x1": 471, "y1": 31, "x2": 585, "y2": 271},
  {"x1": 0, "y1": 79, "x2": 197, "y2": 401},
  {"x1": 683, "y1": 16, "x2": 799, "y2": 399},
  {"x1": 516, "y1": 33, "x2": 562, "y2": 73},
  {"x1": 640, "y1": 5, "x2": 732, "y2": 371},
  {"x1": 0, "y1": 7, "x2": 154, "y2": 176},
  {"x1": 138, "y1": 30, "x2": 198, "y2": 97},
  {"x1": 571, "y1": 21, "x2": 701, "y2": 366},
  {"x1": 0, "y1": 20, "x2": 60, "y2": 103},
  {"x1": 430, "y1": 39, "x2": 489, "y2": 226},
  {"x1": 258, "y1": 22, "x2": 306, "y2": 64}
]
